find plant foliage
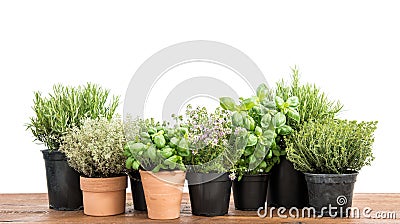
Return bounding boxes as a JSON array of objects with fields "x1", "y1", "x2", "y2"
[
  {"x1": 286, "y1": 119, "x2": 378, "y2": 174},
  {"x1": 275, "y1": 67, "x2": 343, "y2": 130},
  {"x1": 124, "y1": 118, "x2": 188, "y2": 173},
  {"x1": 59, "y1": 116, "x2": 126, "y2": 178},
  {"x1": 27, "y1": 83, "x2": 119, "y2": 151},
  {"x1": 178, "y1": 105, "x2": 235, "y2": 173},
  {"x1": 220, "y1": 83, "x2": 300, "y2": 180}
]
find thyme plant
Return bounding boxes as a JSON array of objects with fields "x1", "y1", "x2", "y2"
[
  {"x1": 59, "y1": 117, "x2": 126, "y2": 178},
  {"x1": 27, "y1": 83, "x2": 119, "y2": 151},
  {"x1": 286, "y1": 119, "x2": 378, "y2": 174}
]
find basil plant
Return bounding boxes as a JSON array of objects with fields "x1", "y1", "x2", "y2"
[
  {"x1": 124, "y1": 118, "x2": 189, "y2": 173},
  {"x1": 220, "y1": 84, "x2": 300, "y2": 180}
]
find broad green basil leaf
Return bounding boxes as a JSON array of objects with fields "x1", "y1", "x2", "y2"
[
  {"x1": 220, "y1": 97, "x2": 237, "y2": 111},
  {"x1": 249, "y1": 154, "x2": 257, "y2": 169},
  {"x1": 128, "y1": 142, "x2": 146, "y2": 154},
  {"x1": 287, "y1": 96, "x2": 299, "y2": 107},
  {"x1": 254, "y1": 142, "x2": 266, "y2": 158},
  {"x1": 247, "y1": 134, "x2": 258, "y2": 146},
  {"x1": 261, "y1": 114, "x2": 272, "y2": 128},
  {"x1": 169, "y1": 137, "x2": 179, "y2": 148},
  {"x1": 287, "y1": 107, "x2": 300, "y2": 123},
  {"x1": 261, "y1": 130, "x2": 275, "y2": 147},
  {"x1": 273, "y1": 112, "x2": 286, "y2": 128},
  {"x1": 154, "y1": 135, "x2": 166, "y2": 148},
  {"x1": 241, "y1": 97, "x2": 257, "y2": 110},
  {"x1": 255, "y1": 126, "x2": 262, "y2": 136},
  {"x1": 256, "y1": 83, "x2": 268, "y2": 100},
  {"x1": 140, "y1": 132, "x2": 151, "y2": 139},
  {"x1": 160, "y1": 147, "x2": 174, "y2": 158},
  {"x1": 262, "y1": 99, "x2": 276, "y2": 110},
  {"x1": 275, "y1": 96, "x2": 284, "y2": 108},
  {"x1": 278, "y1": 125, "x2": 293, "y2": 135},
  {"x1": 148, "y1": 145, "x2": 157, "y2": 161},
  {"x1": 177, "y1": 138, "x2": 190, "y2": 157},
  {"x1": 232, "y1": 112, "x2": 243, "y2": 127}
]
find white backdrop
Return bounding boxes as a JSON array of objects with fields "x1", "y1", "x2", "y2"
[{"x1": 1, "y1": 0, "x2": 399, "y2": 193}]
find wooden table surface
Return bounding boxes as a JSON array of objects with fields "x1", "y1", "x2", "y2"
[{"x1": 1, "y1": 193, "x2": 399, "y2": 223}]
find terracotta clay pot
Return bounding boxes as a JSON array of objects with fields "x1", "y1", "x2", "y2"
[
  {"x1": 140, "y1": 170, "x2": 186, "y2": 220},
  {"x1": 80, "y1": 175, "x2": 127, "y2": 216}
]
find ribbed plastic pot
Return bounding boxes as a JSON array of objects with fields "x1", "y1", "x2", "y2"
[
  {"x1": 140, "y1": 170, "x2": 186, "y2": 220},
  {"x1": 41, "y1": 150, "x2": 83, "y2": 211},
  {"x1": 305, "y1": 172, "x2": 358, "y2": 217},
  {"x1": 186, "y1": 172, "x2": 232, "y2": 217},
  {"x1": 128, "y1": 171, "x2": 147, "y2": 211},
  {"x1": 80, "y1": 175, "x2": 127, "y2": 216},
  {"x1": 267, "y1": 156, "x2": 308, "y2": 208},
  {"x1": 233, "y1": 173, "x2": 269, "y2": 211}
]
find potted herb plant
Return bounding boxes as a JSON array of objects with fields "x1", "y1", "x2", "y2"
[
  {"x1": 179, "y1": 106, "x2": 238, "y2": 216},
  {"x1": 123, "y1": 116, "x2": 147, "y2": 211},
  {"x1": 286, "y1": 119, "x2": 377, "y2": 217},
  {"x1": 59, "y1": 116, "x2": 127, "y2": 216},
  {"x1": 268, "y1": 68, "x2": 343, "y2": 208},
  {"x1": 26, "y1": 83, "x2": 119, "y2": 210},
  {"x1": 124, "y1": 118, "x2": 188, "y2": 220},
  {"x1": 220, "y1": 83, "x2": 300, "y2": 210}
]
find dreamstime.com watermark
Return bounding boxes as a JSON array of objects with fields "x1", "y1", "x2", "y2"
[{"x1": 257, "y1": 196, "x2": 397, "y2": 219}]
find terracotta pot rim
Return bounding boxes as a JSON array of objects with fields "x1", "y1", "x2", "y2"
[{"x1": 80, "y1": 175, "x2": 127, "y2": 192}]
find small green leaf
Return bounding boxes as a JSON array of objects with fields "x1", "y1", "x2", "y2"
[
  {"x1": 132, "y1": 161, "x2": 140, "y2": 170},
  {"x1": 169, "y1": 137, "x2": 179, "y2": 148},
  {"x1": 177, "y1": 138, "x2": 190, "y2": 157},
  {"x1": 260, "y1": 130, "x2": 275, "y2": 147},
  {"x1": 220, "y1": 97, "x2": 237, "y2": 111},
  {"x1": 148, "y1": 145, "x2": 157, "y2": 161},
  {"x1": 154, "y1": 135, "x2": 166, "y2": 148},
  {"x1": 256, "y1": 83, "x2": 268, "y2": 100},
  {"x1": 160, "y1": 147, "x2": 174, "y2": 158},
  {"x1": 255, "y1": 126, "x2": 262, "y2": 136},
  {"x1": 278, "y1": 125, "x2": 293, "y2": 135},
  {"x1": 287, "y1": 96, "x2": 299, "y2": 107},
  {"x1": 287, "y1": 107, "x2": 300, "y2": 123},
  {"x1": 261, "y1": 114, "x2": 272, "y2": 128},
  {"x1": 247, "y1": 134, "x2": 258, "y2": 146},
  {"x1": 232, "y1": 112, "x2": 243, "y2": 127},
  {"x1": 241, "y1": 97, "x2": 257, "y2": 110},
  {"x1": 273, "y1": 112, "x2": 286, "y2": 128},
  {"x1": 254, "y1": 142, "x2": 266, "y2": 158},
  {"x1": 275, "y1": 96, "x2": 284, "y2": 108}
]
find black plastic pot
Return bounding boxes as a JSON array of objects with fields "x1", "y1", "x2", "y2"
[
  {"x1": 267, "y1": 156, "x2": 308, "y2": 208},
  {"x1": 232, "y1": 173, "x2": 269, "y2": 211},
  {"x1": 186, "y1": 172, "x2": 232, "y2": 217},
  {"x1": 42, "y1": 150, "x2": 83, "y2": 210},
  {"x1": 128, "y1": 171, "x2": 147, "y2": 211},
  {"x1": 305, "y1": 172, "x2": 358, "y2": 217}
]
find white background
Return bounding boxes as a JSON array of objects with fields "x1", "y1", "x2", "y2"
[{"x1": 1, "y1": 0, "x2": 399, "y2": 193}]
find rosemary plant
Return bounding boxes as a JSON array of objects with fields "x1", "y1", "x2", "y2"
[
  {"x1": 27, "y1": 83, "x2": 119, "y2": 151},
  {"x1": 275, "y1": 67, "x2": 343, "y2": 130}
]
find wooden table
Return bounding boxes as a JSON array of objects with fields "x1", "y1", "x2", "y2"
[{"x1": 1, "y1": 193, "x2": 399, "y2": 223}]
